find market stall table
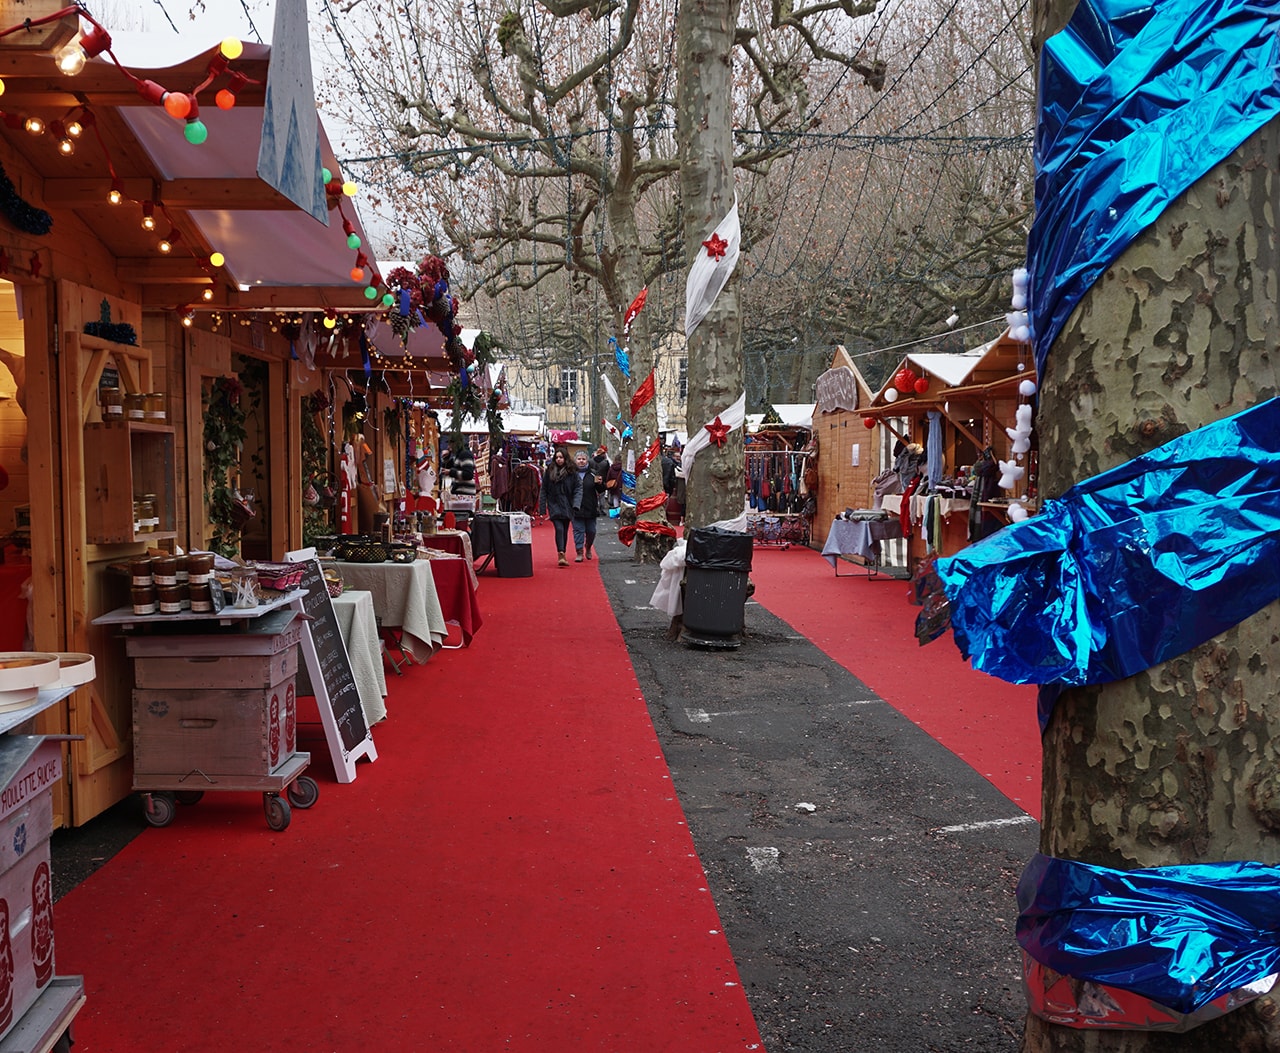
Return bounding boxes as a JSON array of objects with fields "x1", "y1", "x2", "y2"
[
  {"x1": 470, "y1": 512, "x2": 533, "y2": 577},
  {"x1": 333, "y1": 560, "x2": 448, "y2": 662},
  {"x1": 821, "y1": 514, "x2": 905, "y2": 575},
  {"x1": 297, "y1": 589, "x2": 387, "y2": 725},
  {"x1": 422, "y1": 529, "x2": 474, "y2": 564},
  {"x1": 420, "y1": 554, "x2": 483, "y2": 648}
]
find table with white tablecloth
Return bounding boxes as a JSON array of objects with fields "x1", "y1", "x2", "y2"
[
  {"x1": 333, "y1": 560, "x2": 448, "y2": 662},
  {"x1": 296, "y1": 589, "x2": 388, "y2": 725}
]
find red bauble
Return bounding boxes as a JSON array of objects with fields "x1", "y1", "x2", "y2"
[
  {"x1": 894, "y1": 368, "x2": 916, "y2": 393},
  {"x1": 862, "y1": 416, "x2": 876, "y2": 429},
  {"x1": 914, "y1": 376, "x2": 929, "y2": 394}
]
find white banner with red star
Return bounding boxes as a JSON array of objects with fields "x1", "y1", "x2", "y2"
[
  {"x1": 685, "y1": 199, "x2": 741, "y2": 337},
  {"x1": 681, "y1": 392, "x2": 746, "y2": 479}
]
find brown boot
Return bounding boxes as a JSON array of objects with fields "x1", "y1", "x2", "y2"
[
  {"x1": 558, "y1": 552, "x2": 568, "y2": 566},
  {"x1": 585, "y1": 545, "x2": 593, "y2": 561}
]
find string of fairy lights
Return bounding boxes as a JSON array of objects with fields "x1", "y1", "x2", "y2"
[{"x1": 0, "y1": 0, "x2": 1033, "y2": 432}]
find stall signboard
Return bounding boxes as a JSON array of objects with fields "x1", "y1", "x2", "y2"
[{"x1": 290, "y1": 559, "x2": 377, "y2": 782}]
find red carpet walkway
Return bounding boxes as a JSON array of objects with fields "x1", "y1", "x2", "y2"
[
  {"x1": 748, "y1": 546, "x2": 1042, "y2": 820},
  {"x1": 54, "y1": 525, "x2": 763, "y2": 1052}
]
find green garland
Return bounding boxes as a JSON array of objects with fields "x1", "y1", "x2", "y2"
[{"x1": 203, "y1": 376, "x2": 248, "y2": 556}]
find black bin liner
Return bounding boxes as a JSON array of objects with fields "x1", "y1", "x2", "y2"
[{"x1": 685, "y1": 527, "x2": 754, "y2": 573}]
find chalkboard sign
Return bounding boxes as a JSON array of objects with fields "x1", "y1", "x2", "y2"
[{"x1": 291, "y1": 559, "x2": 377, "y2": 782}]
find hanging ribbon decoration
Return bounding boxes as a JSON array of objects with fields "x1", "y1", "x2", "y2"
[
  {"x1": 685, "y1": 199, "x2": 741, "y2": 337},
  {"x1": 680, "y1": 393, "x2": 747, "y2": 480},
  {"x1": 601, "y1": 372, "x2": 619, "y2": 407},
  {"x1": 634, "y1": 438, "x2": 661, "y2": 475},
  {"x1": 623, "y1": 287, "x2": 648, "y2": 333},
  {"x1": 630, "y1": 371, "x2": 656, "y2": 419},
  {"x1": 602, "y1": 418, "x2": 621, "y2": 440},
  {"x1": 636, "y1": 492, "x2": 668, "y2": 515},
  {"x1": 609, "y1": 336, "x2": 630, "y2": 380}
]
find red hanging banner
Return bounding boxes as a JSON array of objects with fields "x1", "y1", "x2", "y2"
[{"x1": 630, "y1": 371, "x2": 656, "y2": 418}]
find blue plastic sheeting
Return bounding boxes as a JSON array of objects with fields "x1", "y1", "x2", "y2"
[
  {"x1": 934, "y1": 398, "x2": 1280, "y2": 687},
  {"x1": 1018, "y1": 853, "x2": 1280, "y2": 1014},
  {"x1": 1029, "y1": 0, "x2": 1280, "y2": 378}
]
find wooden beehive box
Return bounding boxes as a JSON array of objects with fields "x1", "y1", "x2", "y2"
[
  {"x1": 0, "y1": 737, "x2": 61, "y2": 1041},
  {"x1": 128, "y1": 610, "x2": 302, "y2": 783}
]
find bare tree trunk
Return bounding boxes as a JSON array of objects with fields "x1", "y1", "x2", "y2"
[
  {"x1": 1023, "y1": 91, "x2": 1280, "y2": 1053},
  {"x1": 677, "y1": 0, "x2": 745, "y2": 529}
]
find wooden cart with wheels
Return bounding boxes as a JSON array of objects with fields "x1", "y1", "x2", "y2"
[{"x1": 93, "y1": 598, "x2": 319, "y2": 831}]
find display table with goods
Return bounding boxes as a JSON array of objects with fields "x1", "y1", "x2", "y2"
[
  {"x1": 332, "y1": 560, "x2": 448, "y2": 662},
  {"x1": 93, "y1": 595, "x2": 318, "y2": 832},
  {"x1": 296, "y1": 590, "x2": 386, "y2": 725},
  {"x1": 470, "y1": 513, "x2": 533, "y2": 577},
  {"x1": 0, "y1": 656, "x2": 101, "y2": 1052},
  {"x1": 417, "y1": 528, "x2": 474, "y2": 566},
  {"x1": 744, "y1": 511, "x2": 811, "y2": 549},
  {"x1": 418, "y1": 554, "x2": 483, "y2": 648},
  {"x1": 821, "y1": 512, "x2": 905, "y2": 576}
]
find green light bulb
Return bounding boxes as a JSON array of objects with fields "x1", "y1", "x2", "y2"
[
  {"x1": 381, "y1": 293, "x2": 394, "y2": 307},
  {"x1": 347, "y1": 233, "x2": 361, "y2": 250},
  {"x1": 322, "y1": 167, "x2": 332, "y2": 184},
  {"x1": 364, "y1": 286, "x2": 378, "y2": 300},
  {"x1": 184, "y1": 119, "x2": 208, "y2": 145}
]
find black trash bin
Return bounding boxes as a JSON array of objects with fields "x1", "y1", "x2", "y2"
[{"x1": 680, "y1": 526, "x2": 753, "y2": 649}]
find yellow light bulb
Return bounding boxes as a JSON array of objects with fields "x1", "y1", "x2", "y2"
[
  {"x1": 209, "y1": 251, "x2": 225, "y2": 267},
  {"x1": 341, "y1": 181, "x2": 357, "y2": 197},
  {"x1": 220, "y1": 37, "x2": 244, "y2": 60}
]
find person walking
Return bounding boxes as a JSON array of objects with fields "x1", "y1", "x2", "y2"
[
  {"x1": 539, "y1": 447, "x2": 581, "y2": 566},
  {"x1": 572, "y1": 450, "x2": 605, "y2": 561}
]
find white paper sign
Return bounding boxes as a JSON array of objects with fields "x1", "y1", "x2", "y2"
[
  {"x1": 851, "y1": 443, "x2": 861, "y2": 467},
  {"x1": 383, "y1": 458, "x2": 397, "y2": 494}
]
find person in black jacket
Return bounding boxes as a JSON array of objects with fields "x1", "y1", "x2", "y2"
[
  {"x1": 539, "y1": 448, "x2": 581, "y2": 566},
  {"x1": 571, "y1": 450, "x2": 606, "y2": 561}
]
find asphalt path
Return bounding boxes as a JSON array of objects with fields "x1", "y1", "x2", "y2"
[{"x1": 594, "y1": 528, "x2": 1040, "y2": 1053}]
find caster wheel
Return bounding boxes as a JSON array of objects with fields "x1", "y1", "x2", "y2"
[
  {"x1": 143, "y1": 793, "x2": 176, "y2": 828},
  {"x1": 286, "y1": 776, "x2": 319, "y2": 810},
  {"x1": 263, "y1": 794, "x2": 292, "y2": 831},
  {"x1": 174, "y1": 790, "x2": 205, "y2": 805}
]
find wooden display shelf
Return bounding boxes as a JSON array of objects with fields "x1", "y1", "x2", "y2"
[{"x1": 83, "y1": 421, "x2": 177, "y2": 545}]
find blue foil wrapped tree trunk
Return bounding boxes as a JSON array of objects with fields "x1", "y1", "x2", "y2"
[{"x1": 1020, "y1": 0, "x2": 1280, "y2": 1045}]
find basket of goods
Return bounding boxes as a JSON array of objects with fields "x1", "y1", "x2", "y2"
[
  {"x1": 335, "y1": 535, "x2": 391, "y2": 563},
  {"x1": 322, "y1": 565, "x2": 344, "y2": 597},
  {"x1": 248, "y1": 561, "x2": 306, "y2": 592},
  {"x1": 389, "y1": 544, "x2": 416, "y2": 564}
]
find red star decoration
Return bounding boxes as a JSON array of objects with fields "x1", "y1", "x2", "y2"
[
  {"x1": 702, "y1": 233, "x2": 729, "y2": 261},
  {"x1": 27, "y1": 253, "x2": 40, "y2": 278},
  {"x1": 705, "y1": 415, "x2": 731, "y2": 447},
  {"x1": 0, "y1": 250, "x2": 9, "y2": 275}
]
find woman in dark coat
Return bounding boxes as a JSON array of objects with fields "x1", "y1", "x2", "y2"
[
  {"x1": 538, "y1": 448, "x2": 582, "y2": 566},
  {"x1": 571, "y1": 450, "x2": 606, "y2": 561}
]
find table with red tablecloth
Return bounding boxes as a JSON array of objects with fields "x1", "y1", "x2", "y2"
[
  {"x1": 420, "y1": 529, "x2": 473, "y2": 564},
  {"x1": 422, "y1": 554, "x2": 483, "y2": 647}
]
